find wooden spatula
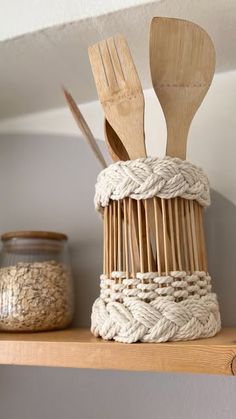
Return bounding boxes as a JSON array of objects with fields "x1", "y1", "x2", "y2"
[
  {"x1": 150, "y1": 17, "x2": 215, "y2": 273},
  {"x1": 88, "y1": 34, "x2": 146, "y2": 160},
  {"x1": 150, "y1": 17, "x2": 215, "y2": 159}
]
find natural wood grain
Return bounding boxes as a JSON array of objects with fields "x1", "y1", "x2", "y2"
[
  {"x1": 89, "y1": 34, "x2": 146, "y2": 159},
  {"x1": 117, "y1": 200, "x2": 122, "y2": 271},
  {"x1": 149, "y1": 17, "x2": 214, "y2": 274},
  {"x1": 194, "y1": 200, "x2": 203, "y2": 270},
  {"x1": 168, "y1": 199, "x2": 177, "y2": 271},
  {"x1": 190, "y1": 200, "x2": 199, "y2": 271},
  {"x1": 113, "y1": 201, "x2": 117, "y2": 271},
  {"x1": 144, "y1": 199, "x2": 152, "y2": 272},
  {"x1": 123, "y1": 198, "x2": 129, "y2": 277},
  {"x1": 150, "y1": 17, "x2": 215, "y2": 159},
  {"x1": 147, "y1": 198, "x2": 169, "y2": 270},
  {"x1": 161, "y1": 199, "x2": 169, "y2": 275},
  {"x1": 103, "y1": 208, "x2": 106, "y2": 275},
  {"x1": 180, "y1": 198, "x2": 189, "y2": 272},
  {"x1": 0, "y1": 328, "x2": 235, "y2": 375},
  {"x1": 174, "y1": 198, "x2": 182, "y2": 271},
  {"x1": 104, "y1": 117, "x2": 140, "y2": 272},
  {"x1": 137, "y1": 200, "x2": 144, "y2": 273},
  {"x1": 154, "y1": 197, "x2": 161, "y2": 275},
  {"x1": 63, "y1": 88, "x2": 107, "y2": 168},
  {"x1": 1, "y1": 231, "x2": 68, "y2": 241},
  {"x1": 104, "y1": 119, "x2": 129, "y2": 161},
  {"x1": 185, "y1": 200, "x2": 195, "y2": 272},
  {"x1": 104, "y1": 197, "x2": 207, "y2": 275},
  {"x1": 93, "y1": 35, "x2": 157, "y2": 273},
  {"x1": 128, "y1": 198, "x2": 135, "y2": 277},
  {"x1": 199, "y1": 204, "x2": 208, "y2": 272},
  {"x1": 109, "y1": 203, "x2": 113, "y2": 275},
  {"x1": 104, "y1": 206, "x2": 109, "y2": 275}
]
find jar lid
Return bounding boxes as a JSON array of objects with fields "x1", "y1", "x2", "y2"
[{"x1": 1, "y1": 231, "x2": 68, "y2": 241}]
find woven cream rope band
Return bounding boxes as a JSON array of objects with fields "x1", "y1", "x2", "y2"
[
  {"x1": 91, "y1": 271, "x2": 221, "y2": 342},
  {"x1": 95, "y1": 156, "x2": 211, "y2": 211},
  {"x1": 91, "y1": 157, "x2": 221, "y2": 343}
]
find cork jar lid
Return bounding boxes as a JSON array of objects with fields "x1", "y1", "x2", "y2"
[{"x1": 1, "y1": 231, "x2": 68, "y2": 241}]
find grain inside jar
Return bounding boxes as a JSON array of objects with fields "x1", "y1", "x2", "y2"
[{"x1": 0, "y1": 231, "x2": 74, "y2": 331}]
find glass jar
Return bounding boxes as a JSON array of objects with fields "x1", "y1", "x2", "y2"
[{"x1": 0, "y1": 231, "x2": 74, "y2": 332}]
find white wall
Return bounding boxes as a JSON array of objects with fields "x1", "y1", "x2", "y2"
[
  {"x1": 0, "y1": 70, "x2": 235, "y2": 418},
  {"x1": 0, "y1": 0, "x2": 153, "y2": 41}
]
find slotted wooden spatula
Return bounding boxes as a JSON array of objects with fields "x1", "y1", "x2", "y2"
[
  {"x1": 150, "y1": 17, "x2": 215, "y2": 159},
  {"x1": 88, "y1": 34, "x2": 146, "y2": 160}
]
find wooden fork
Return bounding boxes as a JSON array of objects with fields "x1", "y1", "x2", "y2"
[{"x1": 88, "y1": 34, "x2": 146, "y2": 160}]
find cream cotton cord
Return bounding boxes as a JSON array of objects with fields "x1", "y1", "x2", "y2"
[{"x1": 92, "y1": 156, "x2": 221, "y2": 343}]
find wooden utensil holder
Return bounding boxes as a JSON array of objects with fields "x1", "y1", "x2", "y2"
[{"x1": 91, "y1": 157, "x2": 221, "y2": 343}]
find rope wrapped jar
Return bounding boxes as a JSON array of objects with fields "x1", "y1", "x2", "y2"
[{"x1": 91, "y1": 156, "x2": 221, "y2": 343}]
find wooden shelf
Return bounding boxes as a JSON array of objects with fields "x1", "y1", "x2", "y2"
[{"x1": 0, "y1": 328, "x2": 235, "y2": 375}]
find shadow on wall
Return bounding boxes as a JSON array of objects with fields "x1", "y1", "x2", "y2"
[{"x1": 205, "y1": 189, "x2": 236, "y2": 326}]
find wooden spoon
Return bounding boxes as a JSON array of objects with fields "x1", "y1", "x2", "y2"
[
  {"x1": 104, "y1": 118, "x2": 129, "y2": 162},
  {"x1": 150, "y1": 17, "x2": 215, "y2": 273},
  {"x1": 150, "y1": 17, "x2": 215, "y2": 159}
]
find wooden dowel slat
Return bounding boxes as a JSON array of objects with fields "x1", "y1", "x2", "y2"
[
  {"x1": 185, "y1": 200, "x2": 194, "y2": 273},
  {"x1": 180, "y1": 198, "x2": 189, "y2": 272},
  {"x1": 190, "y1": 200, "x2": 199, "y2": 271},
  {"x1": 154, "y1": 197, "x2": 161, "y2": 276},
  {"x1": 199, "y1": 204, "x2": 208, "y2": 272},
  {"x1": 113, "y1": 201, "x2": 117, "y2": 271},
  {"x1": 174, "y1": 198, "x2": 182, "y2": 271},
  {"x1": 194, "y1": 201, "x2": 202, "y2": 270},
  {"x1": 117, "y1": 200, "x2": 122, "y2": 271},
  {"x1": 161, "y1": 199, "x2": 169, "y2": 275},
  {"x1": 137, "y1": 200, "x2": 144, "y2": 273},
  {"x1": 123, "y1": 199, "x2": 129, "y2": 277},
  {"x1": 103, "y1": 208, "x2": 106, "y2": 275},
  {"x1": 104, "y1": 196, "x2": 207, "y2": 279},
  {"x1": 109, "y1": 203, "x2": 113, "y2": 276},
  {"x1": 168, "y1": 199, "x2": 177, "y2": 271},
  {"x1": 129, "y1": 198, "x2": 135, "y2": 278},
  {"x1": 144, "y1": 199, "x2": 152, "y2": 272},
  {"x1": 104, "y1": 206, "x2": 109, "y2": 275},
  {"x1": 130, "y1": 202, "x2": 141, "y2": 273}
]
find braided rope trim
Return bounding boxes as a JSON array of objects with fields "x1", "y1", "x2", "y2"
[
  {"x1": 91, "y1": 293, "x2": 221, "y2": 343},
  {"x1": 94, "y1": 156, "x2": 210, "y2": 211},
  {"x1": 91, "y1": 271, "x2": 221, "y2": 343},
  {"x1": 100, "y1": 271, "x2": 212, "y2": 303}
]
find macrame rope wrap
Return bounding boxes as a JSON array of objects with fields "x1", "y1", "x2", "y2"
[
  {"x1": 92, "y1": 156, "x2": 221, "y2": 343},
  {"x1": 94, "y1": 156, "x2": 211, "y2": 211}
]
